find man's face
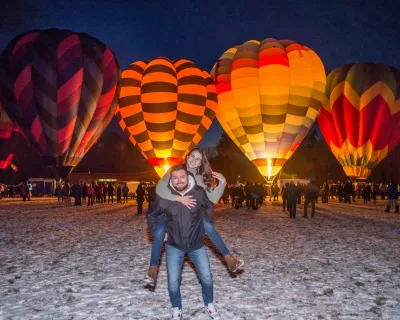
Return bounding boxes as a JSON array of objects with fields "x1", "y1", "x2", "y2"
[{"x1": 171, "y1": 169, "x2": 189, "y2": 191}]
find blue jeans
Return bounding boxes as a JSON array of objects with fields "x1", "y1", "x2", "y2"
[
  {"x1": 150, "y1": 215, "x2": 230, "y2": 266},
  {"x1": 166, "y1": 245, "x2": 213, "y2": 309}
]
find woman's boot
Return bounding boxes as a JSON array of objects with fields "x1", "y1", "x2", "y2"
[{"x1": 224, "y1": 253, "x2": 244, "y2": 273}]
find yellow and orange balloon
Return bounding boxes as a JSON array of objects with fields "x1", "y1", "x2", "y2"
[
  {"x1": 211, "y1": 38, "x2": 326, "y2": 180},
  {"x1": 116, "y1": 58, "x2": 217, "y2": 177}
]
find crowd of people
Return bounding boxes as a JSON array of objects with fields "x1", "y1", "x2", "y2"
[
  {"x1": 53, "y1": 181, "x2": 157, "y2": 211},
  {"x1": 215, "y1": 179, "x2": 400, "y2": 217}
]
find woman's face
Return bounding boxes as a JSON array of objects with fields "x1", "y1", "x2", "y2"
[{"x1": 187, "y1": 150, "x2": 203, "y2": 169}]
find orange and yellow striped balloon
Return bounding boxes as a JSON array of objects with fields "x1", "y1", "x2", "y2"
[
  {"x1": 211, "y1": 38, "x2": 326, "y2": 179},
  {"x1": 116, "y1": 58, "x2": 217, "y2": 177}
]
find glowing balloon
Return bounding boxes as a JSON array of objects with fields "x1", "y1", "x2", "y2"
[
  {"x1": 116, "y1": 57, "x2": 217, "y2": 177},
  {"x1": 318, "y1": 63, "x2": 400, "y2": 180},
  {"x1": 211, "y1": 38, "x2": 326, "y2": 179},
  {"x1": 0, "y1": 29, "x2": 120, "y2": 179},
  {"x1": 0, "y1": 102, "x2": 18, "y2": 171}
]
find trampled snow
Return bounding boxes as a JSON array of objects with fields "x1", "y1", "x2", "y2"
[{"x1": 1, "y1": 197, "x2": 400, "y2": 319}]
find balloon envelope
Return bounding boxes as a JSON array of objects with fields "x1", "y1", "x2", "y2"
[
  {"x1": 0, "y1": 29, "x2": 120, "y2": 179},
  {"x1": 0, "y1": 102, "x2": 19, "y2": 171},
  {"x1": 116, "y1": 58, "x2": 217, "y2": 177},
  {"x1": 211, "y1": 39, "x2": 326, "y2": 179},
  {"x1": 318, "y1": 63, "x2": 400, "y2": 180}
]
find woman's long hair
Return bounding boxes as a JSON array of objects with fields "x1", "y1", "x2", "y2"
[{"x1": 185, "y1": 148, "x2": 214, "y2": 191}]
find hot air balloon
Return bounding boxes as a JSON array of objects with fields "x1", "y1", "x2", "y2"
[
  {"x1": 210, "y1": 38, "x2": 326, "y2": 180},
  {"x1": 318, "y1": 63, "x2": 400, "y2": 180},
  {"x1": 0, "y1": 29, "x2": 120, "y2": 179},
  {"x1": 116, "y1": 57, "x2": 217, "y2": 177}
]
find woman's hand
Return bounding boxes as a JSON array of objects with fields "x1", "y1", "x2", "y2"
[
  {"x1": 212, "y1": 172, "x2": 226, "y2": 185},
  {"x1": 177, "y1": 195, "x2": 197, "y2": 208},
  {"x1": 164, "y1": 233, "x2": 168, "y2": 242}
]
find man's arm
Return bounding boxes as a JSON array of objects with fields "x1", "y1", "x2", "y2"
[{"x1": 146, "y1": 196, "x2": 163, "y2": 233}]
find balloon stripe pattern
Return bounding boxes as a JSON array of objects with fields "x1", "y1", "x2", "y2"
[
  {"x1": 211, "y1": 39, "x2": 326, "y2": 178},
  {"x1": 117, "y1": 57, "x2": 217, "y2": 177},
  {"x1": 0, "y1": 102, "x2": 16, "y2": 169},
  {"x1": 0, "y1": 29, "x2": 119, "y2": 176},
  {"x1": 318, "y1": 63, "x2": 400, "y2": 179}
]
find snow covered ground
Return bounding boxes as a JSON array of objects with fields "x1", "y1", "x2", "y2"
[{"x1": 1, "y1": 197, "x2": 400, "y2": 319}]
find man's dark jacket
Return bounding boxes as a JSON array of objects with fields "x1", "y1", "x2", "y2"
[
  {"x1": 305, "y1": 182, "x2": 319, "y2": 200},
  {"x1": 147, "y1": 175, "x2": 213, "y2": 253},
  {"x1": 287, "y1": 183, "x2": 298, "y2": 202}
]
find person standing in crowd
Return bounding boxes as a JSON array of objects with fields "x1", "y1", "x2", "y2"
[
  {"x1": 222, "y1": 185, "x2": 229, "y2": 204},
  {"x1": 96, "y1": 183, "x2": 103, "y2": 203},
  {"x1": 281, "y1": 182, "x2": 288, "y2": 211},
  {"x1": 107, "y1": 183, "x2": 115, "y2": 204},
  {"x1": 273, "y1": 184, "x2": 280, "y2": 201},
  {"x1": 343, "y1": 179, "x2": 353, "y2": 204},
  {"x1": 304, "y1": 180, "x2": 319, "y2": 218},
  {"x1": 323, "y1": 182, "x2": 330, "y2": 203},
  {"x1": 287, "y1": 181, "x2": 298, "y2": 219},
  {"x1": 21, "y1": 183, "x2": 27, "y2": 201},
  {"x1": 245, "y1": 182, "x2": 253, "y2": 209},
  {"x1": 372, "y1": 182, "x2": 378, "y2": 204},
  {"x1": 254, "y1": 183, "x2": 264, "y2": 208},
  {"x1": 330, "y1": 184, "x2": 335, "y2": 200},
  {"x1": 61, "y1": 182, "x2": 71, "y2": 206},
  {"x1": 55, "y1": 184, "x2": 63, "y2": 202},
  {"x1": 136, "y1": 183, "x2": 145, "y2": 214},
  {"x1": 384, "y1": 181, "x2": 399, "y2": 213},
  {"x1": 146, "y1": 182, "x2": 156, "y2": 205},
  {"x1": 147, "y1": 164, "x2": 219, "y2": 319},
  {"x1": 122, "y1": 183, "x2": 129, "y2": 203},
  {"x1": 296, "y1": 182, "x2": 302, "y2": 205},
  {"x1": 116, "y1": 184, "x2": 122, "y2": 203},
  {"x1": 82, "y1": 183, "x2": 88, "y2": 204},
  {"x1": 87, "y1": 184, "x2": 95, "y2": 206},
  {"x1": 71, "y1": 182, "x2": 82, "y2": 206},
  {"x1": 102, "y1": 183, "x2": 107, "y2": 203}
]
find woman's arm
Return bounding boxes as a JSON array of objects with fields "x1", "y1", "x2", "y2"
[
  {"x1": 205, "y1": 172, "x2": 226, "y2": 203},
  {"x1": 155, "y1": 170, "x2": 176, "y2": 202}
]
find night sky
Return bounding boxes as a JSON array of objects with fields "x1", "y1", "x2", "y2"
[{"x1": 1, "y1": 0, "x2": 399, "y2": 147}]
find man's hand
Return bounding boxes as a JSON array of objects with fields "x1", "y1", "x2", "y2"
[
  {"x1": 177, "y1": 195, "x2": 197, "y2": 208},
  {"x1": 164, "y1": 233, "x2": 168, "y2": 242},
  {"x1": 212, "y1": 172, "x2": 226, "y2": 185}
]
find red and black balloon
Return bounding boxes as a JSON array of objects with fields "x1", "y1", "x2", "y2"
[
  {"x1": 0, "y1": 102, "x2": 19, "y2": 172},
  {"x1": 0, "y1": 29, "x2": 120, "y2": 179}
]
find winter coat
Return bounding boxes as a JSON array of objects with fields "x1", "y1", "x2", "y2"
[
  {"x1": 97, "y1": 186, "x2": 103, "y2": 196},
  {"x1": 87, "y1": 186, "x2": 95, "y2": 196},
  {"x1": 116, "y1": 186, "x2": 122, "y2": 197},
  {"x1": 107, "y1": 185, "x2": 115, "y2": 195},
  {"x1": 122, "y1": 186, "x2": 129, "y2": 196},
  {"x1": 388, "y1": 184, "x2": 399, "y2": 199},
  {"x1": 305, "y1": 182, "x2": 319, "y2": 200},
  {"x1": 146, "y1": 185, "x2": 156, "y2": 202},
  {"x1": 136, "y1": 185, "x2": 145, "y2": 202},
  {"x1": 71, "y1": 184, "x2": 82, "y2": 198},
  {"x1": 147, "y1": 175, "x2": 213, "y2": 253},
  {"x1": 344, "y1": 182, "x2": 353, "y2": 195},
  {"x1": 287, "y1": 183, "x2": 298, "y2": 202},
  {"x1": 82, "y1": 185, "x2": 88, "y2": 197},
  {"x1": 281, "y1": 186, "x2": 288, "y2": 200}
]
